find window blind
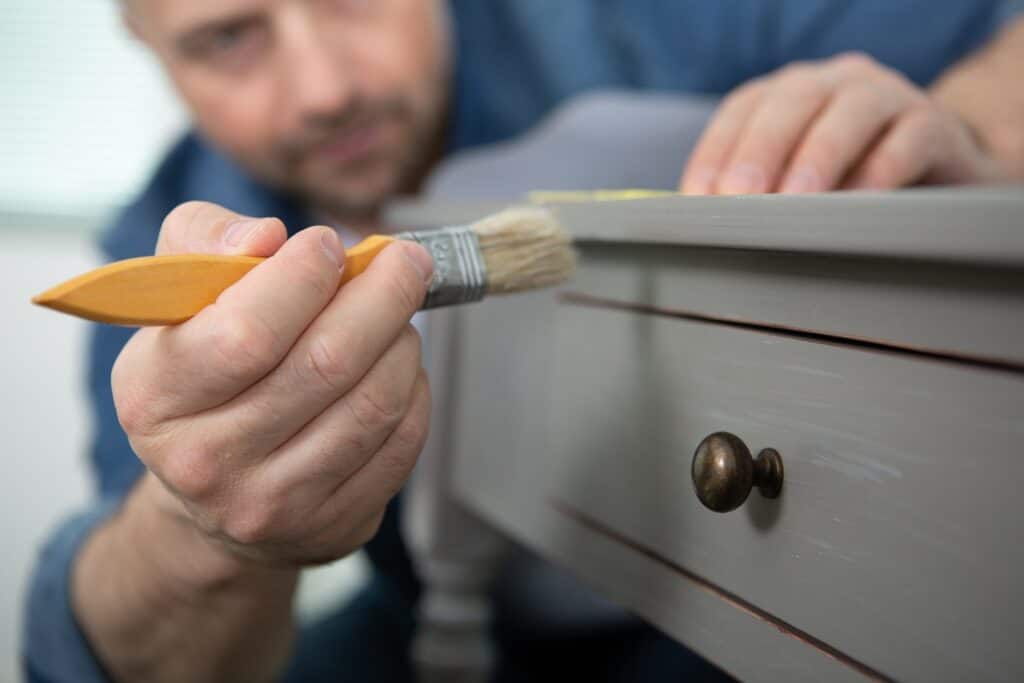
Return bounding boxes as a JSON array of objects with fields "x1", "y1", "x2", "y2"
[{"x1": 0, "y1": 0, "x2": 186, "y2": 220}]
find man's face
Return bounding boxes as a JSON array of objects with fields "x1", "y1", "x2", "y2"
[{"x1": 128, "y1": 0, "x2": 450, "y2": 218}]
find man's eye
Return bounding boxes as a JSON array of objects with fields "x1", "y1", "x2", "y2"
[
  {"x1": 183, "y1": 20, "x2": 268, "y2": 68},
  {"x1": 210, "y1": 25, "x2": 252, "y2": 52}
]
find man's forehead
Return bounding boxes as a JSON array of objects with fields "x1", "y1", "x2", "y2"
[{"x1": 129, "y1": 0, "x2": 276, "y2": 36}]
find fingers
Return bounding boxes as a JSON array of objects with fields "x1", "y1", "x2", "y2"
[
  {"x1": 780, "y1": 82, "x2": 913, "y2": 192},
  {"x1": 114, "y1": 225, "x2": 346, "y2": 431},
  {"x1": 126, "y1": 237, "x2": 430, "y2": 488},
  {"x1": 179, "y1": 239, "x2": 431, "y2": 458},
  {"x1": 274, "y1": 325, "x2": 422, "y2": 486},
  {"x1": 336, "y1": 367, "x2": 431, "y2": 512},
  {"x1": 198, "y1": 367, "x2": 431, "y2": 564},
  {"x1": 843, "y1": 107, "x2": 940, "y2": 189},
  {"x1": 679, "y1": 52, "x2": 953, "y2": 195},
  {"x1": 302, "y1": 368, "x2": 431, "y2": 553},
  {"x1": 274, "y1": 238, "x2": 431, "y2": 405},
  {"x1": 253, "y1": 237, "x2": 431, "y2": 406},
  {"x1": 680, "y1": 81, "x2": 766, "y2": 194},
  {"x1": 155, "y1": 201, "x2": 287, "y2": 257},
  {"x1": 223, "y1": 325, "x2": 422, "y2": 546},
  {"x1": 206, "y1": 323, "x2": 423, "y2": 488},
  {"x1": 713, "y1": 77, "x2": 831, "y2": 194}
]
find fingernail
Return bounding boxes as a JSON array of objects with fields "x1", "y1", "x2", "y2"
[
  {"x1": 320, "y1": 229, "x2": 345, "y2": 269},
  {"x1": 224, "y1": 218, "x2": 263, "y2": 248},
  {"x1": 401, "y1": 242, "x2": 434, "y2": 285},
  {"x1": 719, "y1": 163, "x2": 766, "y2": 195},
  {"x1": 781, "y1": 166, "x2": 823, "y2": 194}
]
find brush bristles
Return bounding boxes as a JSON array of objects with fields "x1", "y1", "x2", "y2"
[{"x1": 472, "y1": 207, "x2": 576, "y2": 294}]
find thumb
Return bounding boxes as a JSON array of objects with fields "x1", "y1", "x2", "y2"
[{"x1": 154, "y1": 200, "x2": 288, "y2": 257}]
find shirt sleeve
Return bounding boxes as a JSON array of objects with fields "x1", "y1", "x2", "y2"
[{"x1": 23, "y1": 499, "x2": 121, "y2": 683}]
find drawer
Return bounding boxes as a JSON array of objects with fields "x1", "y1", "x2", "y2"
[{"x1": 546, "y1": 302, "x2": 1024, "y2": 682}]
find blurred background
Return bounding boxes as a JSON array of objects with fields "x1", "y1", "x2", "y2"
[{"x1": 0, "y1": 3, "x2": 364, "y2": 681}]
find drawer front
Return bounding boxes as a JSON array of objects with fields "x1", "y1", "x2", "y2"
[
  {"x1": 568, "y1": 245, "x2": 1024, "y2": 369},
  {"x1": 547, "y1": 302, "x2": 1024, "y2": 682}
]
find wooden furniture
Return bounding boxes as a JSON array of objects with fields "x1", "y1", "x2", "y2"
[{"x1": 395, "y1": 187, "x2": 1024, "y2": 682}]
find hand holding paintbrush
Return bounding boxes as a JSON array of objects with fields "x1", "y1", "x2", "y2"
[{"x1": 47, "y1": 199, "x2": 572, "y2": 582}]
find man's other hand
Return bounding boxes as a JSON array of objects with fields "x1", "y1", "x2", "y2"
[{"x1": 680, "y1": 52, "x2": 1006, "y2": 195}]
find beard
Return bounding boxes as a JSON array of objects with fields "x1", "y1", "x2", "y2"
[{"x1": 240, "y1": 91, "x2": 445, "y2": 220}]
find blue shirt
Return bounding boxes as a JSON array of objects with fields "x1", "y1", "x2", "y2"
[{"x1": 24, "y1": 2, "x2": 1024, "y2": 681}]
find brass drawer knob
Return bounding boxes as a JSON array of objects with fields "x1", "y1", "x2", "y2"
[{"x1": 691, "y1": 432, "x2": 784, "y2": 513}]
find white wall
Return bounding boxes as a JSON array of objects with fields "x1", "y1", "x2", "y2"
[
  {"x1": 0, "y1": 1, "x2": 186, "y2": 215},
  {"x1": 1, "y1": 227, "x2": 97, "y2": 683}
]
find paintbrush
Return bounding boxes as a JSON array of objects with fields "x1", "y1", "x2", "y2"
[{"x1": 32, "y1": 206, "x2": 576, "y2": 326}]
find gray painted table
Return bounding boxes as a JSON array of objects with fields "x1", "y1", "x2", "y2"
[{"x1": 392, "y1": 186, "x2": 1024, "y2": 682}]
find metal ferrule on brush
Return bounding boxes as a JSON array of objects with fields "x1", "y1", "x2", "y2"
[{"x1": 394, "y1": 225, "x2": 487, "y2": 309}]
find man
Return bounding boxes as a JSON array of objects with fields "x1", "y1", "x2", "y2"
[{"x1": 25, "y1": 1, "x2": 1024, "y2": 682}]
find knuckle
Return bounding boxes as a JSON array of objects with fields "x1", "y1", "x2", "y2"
[
  {"x1": 210, "y1": 313, "x2": 281, "y2": 383},
  {"x1": 346, "y1": 382, "x2": 406, "y2": 436},
  {"x1": 776, "y1": 75, "x2": 829, "y2": 103},
  {"x1": 336, "y1": 424, "x2": 376, "y2": 459},
  {"x1": 838, "y1": 81, "x2": 884, "y2": 107},
  {"x1": 160, "y1": 445, "x2": 224, "y2": 501},
  {"x1": 304, "y1": 334, "x2": 360, "y2": 394},
  {"x1": 833, "y1": 51, "x2": 877, "y2": 73},
  {"x1": 222, "y1": 500, "x2": 279, "y2": 545}
]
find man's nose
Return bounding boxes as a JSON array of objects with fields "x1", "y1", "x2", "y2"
[{"x1": 278, "y1": 7, "x2": 354, "y2": 118}]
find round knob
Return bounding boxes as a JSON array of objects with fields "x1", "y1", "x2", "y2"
[{"x1": 691, "y1": 432, "x2": 784, "y2": 513}]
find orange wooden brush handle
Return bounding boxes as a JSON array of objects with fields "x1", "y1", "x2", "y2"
[
  {"x1": 32, "y1": 234, "x2": 396, "y2": 326},
  {"x1": 337, "y1": 234, "x2": 395, "y2": 286}
]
